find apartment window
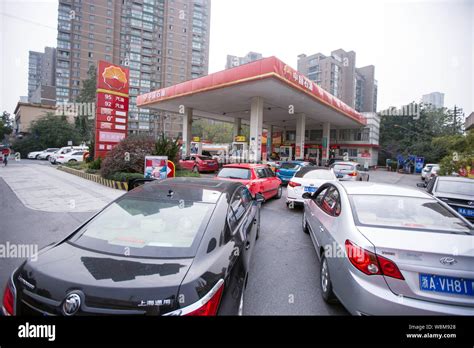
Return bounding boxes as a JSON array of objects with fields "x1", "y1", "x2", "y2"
[
  {"x1": 105, "y1": 46, "x2": 111, "y2": 52},
  {"x1": 106, "y1": 36, "x2": 112, "y2": 43},
  {"x1": 106, "y1": 28, "x2": 112, "y2": 34},
  {"x1": 88, "y1": 33, "x2": 94, "y2": 39},
  {"x1": 107, "y1": 19, "x2": 112, "y2": 25},
  {"x1": 89, "y1": 15, "x2": 95, "y2": 21},
  {"x1": 89, "y1": 5, "x2": 94, "y2": 11},
  {"x1": 105, "y1": 55, "x2": 111, "y2": 61},
  {"x1": 89, "y1": 24, "x2": 94, "y2": 30},
  {"x1": 88, "y1": 52, "x2": 93, "y2": 58},
  {"x1": 88, "y1": 43, "x2": 94, "y2": 49},
  {"x1": 107, "y1": 9, "x2": 112, "y2": 17},
  {"x1": 169, "y1": 25, "x2": 173, "y2": 30}
]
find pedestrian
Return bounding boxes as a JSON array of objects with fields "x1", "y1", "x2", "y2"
[{"x1": 2, "y1": 154, "x2": 7, "y2": 167}]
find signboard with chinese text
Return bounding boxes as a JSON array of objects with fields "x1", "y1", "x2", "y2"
[{"x1": 94, "y1": 61, "x2": 130, "y2": 159}]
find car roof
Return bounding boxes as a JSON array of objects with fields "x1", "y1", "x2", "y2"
[
  {"x1": 223, "y1": 163, "x2": 266, "y2": 169},
  {"x1": 127, "y1": 177, "x2": 242, "y2": 203},
  {"x1": 338, "y1": 182, "x2": 431, "y2": 198},
  {"x1": 436, "y1": 176, "x2": 473, "y2": 183}
]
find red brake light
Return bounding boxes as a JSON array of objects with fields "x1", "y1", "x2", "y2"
[
  {"x1": 2, "y1": 282, "x2": 15, "y2": 316},
  {"x1": 185, "y1": 280, "x2": 224, "y2": 316},
  {"x1": 288, "y1": 181, "x2": 301, "y2": 187},
  {"x1": 345, "y1": 240, "x2": 404, "y2": 280},
  {"x1": 59, "y1": 156, "x2": 64, "y2": 159},
  {"x1": 348, "y1": 171, "x2": 358, "y2": 177}
]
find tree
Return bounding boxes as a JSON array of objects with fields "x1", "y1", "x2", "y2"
[
  {"x1": 191, "y1": 119, "x2": 235, "y2": 143},
  {"x1": 0, "y1": 111, "x2": 13, "y2": 143},
  {"x1": 154, "y1": 132, "x2": 181, "y2": 164}
]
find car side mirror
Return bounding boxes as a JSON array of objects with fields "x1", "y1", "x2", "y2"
[
  {"x1": 255, "y1": 193, "x2": 265, "y2": 203},
  {"x1": 302, "y1": 192, "x2": 313, "y2": 199}
]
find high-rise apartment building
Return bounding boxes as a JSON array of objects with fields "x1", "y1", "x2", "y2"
[
  {"x1": 56, "y1": 0, "x2": 211, "y2": 137},
  {"x1": 297, "y1": 49, "x2": 377, "y2": 112},
  {"x1": 27, "y1": 47, "x2": 56, "y2": 104},
  {"x1": 422, "y1": 92, "x2": 444, "y2": 109},
  {"x1": 225, "y1": 51, "x2": 263, "y2": 69}
]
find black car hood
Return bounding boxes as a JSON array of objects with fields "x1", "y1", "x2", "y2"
[{"x1": 17, "y1": 242, "x2": 193, "y2": 315}]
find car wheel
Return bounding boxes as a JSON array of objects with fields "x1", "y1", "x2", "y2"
[
  {"x1": 275, "y1": 185, "x2": 282, "y2": 199},
  {"x1": 320, "y1": 255, "x2": 338, "y2": 304},
  {"x1": 45, "y1": 155, "x2": 50, "y2": 160},
  {"x1": 35, "y1": 154, "x2": 40, "y2": 159},
  {"x1": 192, "y1": 166, "x2": 199, "y2": 173},
  {"x1": 359, "y1": 177, "x2": 363, "y2": 181},
  {"x1": 302, "y1": 210, "x2": 309, "y2": 234},
  {"x1": 68, "y1": 159, "x2": 77, "y2": 162}
]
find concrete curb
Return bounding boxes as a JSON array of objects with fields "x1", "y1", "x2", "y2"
[{"x1": 57, "y1": 166, "x2": 128, "y2": 191}]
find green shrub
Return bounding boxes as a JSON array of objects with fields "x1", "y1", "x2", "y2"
[
  {"x1": 88, "y1": 157, "x2": 101, "y2": 170},
  {"x1": 85, "y1": 168, "x2": 99, "y2": 174},
  {"x1": 154, "y1": 132, "x2": 181, "y2": 164},
  {"x1": 100, "y1": 135, "x2": 155, "y2": 178},
  {"x1": 107, "y1": 172, "x2": 145, "y2": 182}
]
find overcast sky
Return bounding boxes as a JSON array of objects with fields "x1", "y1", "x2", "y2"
[{"x1": 0, "y1": 0, "x2": 472, "y2": 116}]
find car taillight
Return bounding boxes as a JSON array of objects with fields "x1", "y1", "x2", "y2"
[
  {"x1": 166, "y1": 279, "x2": 225, "y2": 316},
  {"x1": 288, "y1": 181, "x2": 301, "y2": 187},
  {"x1": 345, "y1": 240, "x2": 404, "y2": 280},
  {"x1": 348, "y1": 171, "x2": 358, "y2": 176},
  {"x1": 2, "y1": 280, "x2": 15, "y2": 316},
  {"x1": 59, "y1": 156, "x2": 64, "y2": 159}
]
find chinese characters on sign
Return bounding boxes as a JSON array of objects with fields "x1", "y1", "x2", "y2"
[{"x1": 94, "y1": 61, "x2": 130, "y2": 159}]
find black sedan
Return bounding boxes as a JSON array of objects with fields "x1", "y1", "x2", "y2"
[
  {"x1": 2, "y1": 178, "x2": 262, "y2": 316},
  {"x1": 421, "y1": 176, "x2": 474, "y2": 222}
]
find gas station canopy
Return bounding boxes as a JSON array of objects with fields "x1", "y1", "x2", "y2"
[{"x1": 137, "y1": 56, "x2": 366, "y2": 129}]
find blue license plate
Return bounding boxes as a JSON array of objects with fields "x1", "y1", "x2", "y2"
[
  {"x1": 304, "y1": 186, "x2": 316, "y2": 193},
  {"x1": 457, "y1": 207, "x2": 474, "y2": 217},
  {"x1": 336, "y1": 174, "x2": 343, "y2": 178},
  {"x1": 419, "y1": 273, "x2": 474, "y2": 297}
]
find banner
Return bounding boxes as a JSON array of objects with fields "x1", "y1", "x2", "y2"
[{"x1": 95, "y1": 61, "x2": 130, "y2": 159}]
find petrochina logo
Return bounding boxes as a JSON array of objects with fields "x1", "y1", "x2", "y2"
[{"x1": 102, "y1": 65, "x2": 128, "y2": 91}]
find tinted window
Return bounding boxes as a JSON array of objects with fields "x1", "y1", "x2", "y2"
[
  {"x1": 264, "y1": 168, "x2": 275, "y2": 177},
  {"x1": 295, "y1": 169, "x2": 336, "y2": 180},
  {"x1": 322, "y1": 187, "x2": 341, "y2": 216},
  {"x1": 436, "y1": 180, "x2": 474, "y2": 196},
  {"x1": 72, "y1": 152, "x2": 83, "y2": 155},
  {"x1": 350, "y1": 195, "x2": 472, "y2": 234},
  {"x1": 314, "y1": 188, "x2": 329, "y2": 206},
  {"x1": 280, "y1": 162, "x2": 300, "y2": 170},
  {"x1": 228, "y1": 188, "x2": 251, "y2": 230},
  {"x1": 70, "y1": 197, "x2": 215, "y2": 257},
  {"x1": 256, "y1": 168, "x2": 267, "y2": 178},
  {"x1": 217, "y1": 167, "x2": 251, "y2": 180}
]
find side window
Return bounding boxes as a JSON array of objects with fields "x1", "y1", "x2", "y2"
[
  {"x1": 356, "y1": 164, "x2": 361, "y2": 171},
  {"x1": 256, "y1": 168, "x2": 267, "y2": 179},
  {"x1": 190, "y1": 156, "x2": 196, "y2": 161},
  {"x1": 228, "y1": 188, "x2": 250, "y2": 230},
  {"x1": 183, "y1": 156, "x2": 190, "y2": 161},
  {"x1": 314, "y1": 188, "x2": 329, "y2": 207},
  {"x1": 321, "y1": 187, "x2": 341, "y2": 216},
  {"x1": 264, "y1": 168, "x2": 275, "y2": 177}
]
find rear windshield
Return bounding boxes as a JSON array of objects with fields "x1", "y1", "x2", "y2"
[
  {"x1": 333, "y1": 164, "x2": 354, "y2": 171},
  {"x1": 280, "y1": 162, "x2": 300, "y2": 170},
  {"x1": 350, "y1": 195, "x2": 472, "y2": 234},
  {"x1": 198, "y1": 156, "x2": 213, "y2": 160},
  {"x1": 70, "y1": 197, "x2": 214, "y2": 257},
  {"x1": 436, "y1": 180, "x2": 474, "y2": 196},
  {"x1": 295, "y1": 169, "x2": 335, "y2": 180},
  {"x1": 217, "y1": 167, "x2": 251, "y2": 180}
]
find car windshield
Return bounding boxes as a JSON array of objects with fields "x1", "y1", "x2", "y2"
[
  {"x1": 280, "y1": 162, "x2": 300, "y2": 170},
  {"x1": 436, "y1": 180, "x2": 474, "y2": 196},
  {"x1": 217, "y1": 167, "x2": 251, "y2": 180},
  {"x1": 350, "y1": 195, "x2": 472, "y2": 235},
  {"x1": 333, "y1": 164, "x2": 354, "y2": 171},
  {"x1": 295, "y1": 169, "x2": 335, "y2": 180},
  {"x1": 70, "y1": 197, "x2": 214, "y2": 258}
]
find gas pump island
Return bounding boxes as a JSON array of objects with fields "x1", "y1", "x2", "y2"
[{"x1": 136, "y1": 57, "x2": 368, "y2": 164}]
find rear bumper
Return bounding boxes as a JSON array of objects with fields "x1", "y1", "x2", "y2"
[{"x1": 336, "y1": 264, "x2": 474, "y2": 315}]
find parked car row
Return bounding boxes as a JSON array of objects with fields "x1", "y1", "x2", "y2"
[{"x1": 27, "y1": 146, "x2": 89, "y2": 164}]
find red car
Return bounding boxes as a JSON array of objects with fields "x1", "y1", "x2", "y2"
[
  {"x1": 215, "y1": 163, "x2": 282, "y2": 200},
  {"x1": 179, "y1": 155, "x2": 219, "y2": 173}
]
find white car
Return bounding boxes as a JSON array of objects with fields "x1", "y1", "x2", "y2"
[
  {"x1": 286, "y1": 167, "x2": 337, "y2": 207},
  {"x1": 37, "y1": 148, "x2": 59, "y2": 160},
  {"x1": 50, "y1": 146, "x2": 88, "y2": 164},
  {"x1": 421, "y1": 163, "x2": 439, "y2": 181},
  {"x1": 56, "y1": 150, "x2": 86, "y2": 164},
  {"x1": 27, "y1": 150, "x2": 45, "y2": 159}
]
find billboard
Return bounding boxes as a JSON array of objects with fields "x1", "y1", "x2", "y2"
[{"x1": 94, "y1": 61, "x2": 130, "y2": 159}]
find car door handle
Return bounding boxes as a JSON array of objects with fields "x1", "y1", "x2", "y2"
[{"x1": 245, "y1": 241, "x2": 251, "y2": 250}]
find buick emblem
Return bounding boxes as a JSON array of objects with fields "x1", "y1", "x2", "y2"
[
  {"x1": 62, "y1": 293, "x2": 81, "y2": 316},
  {"x1": 439, "y1": 257, "x2": 457, "y2": 266}
]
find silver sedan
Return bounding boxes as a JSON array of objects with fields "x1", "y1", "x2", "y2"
[
  {"x1": 330, "y1": 161, "x2": 369, "y2": 181},
  {"x1": 302, "y1": 181, "x2": 474, "y2": 315}
]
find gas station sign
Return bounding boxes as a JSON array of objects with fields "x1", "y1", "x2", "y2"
[{"x1": 94, "y1": 61, "x2": 130, "y2": 159}]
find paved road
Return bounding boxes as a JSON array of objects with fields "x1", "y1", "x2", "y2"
[{"x1": 0, "y1": 161, "x2": 421, "y2": 315}]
